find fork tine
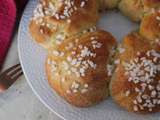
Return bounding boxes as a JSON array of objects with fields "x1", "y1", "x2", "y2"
[
  {"x1": 9, "y1": 66, "x2": 22, "y2": 76},
  {"x1": 2, "y1": 64, "x2": 21, "y2": 75},
  {"x1": 11, "y1": 71, "x2": 23, "y2": 80}
]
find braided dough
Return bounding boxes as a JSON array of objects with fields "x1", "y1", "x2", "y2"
[
  {"x1": 29, "y1": 0, "x2": 160, "y2": 113},
  {"x1": 110, "y1": 32, "x2": 160, "y2": 113}
]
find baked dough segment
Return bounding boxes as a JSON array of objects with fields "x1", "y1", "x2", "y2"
[
  {"x1": 140, "y1": 10, "x2": 160, "y2": 41},
  {"x1": 104, "y1": 0, "x2": 120, "y2": 9},
  {"x1": 29, "y1": 0, "x2": 160, "y2": 49},
  {"x1": 143, "y1": 0, "x2": 160, "y2": 11},
  {"x1": 28, "y1": 0, "x2": 160, "y2": 111},
  {"x1": 46, "y1": 30, "x2": 117, "y2": 107},
  {"x1": 110, "y1": 32, "x2": 160, "y2": 113},
  {"x1": 29, "y1": 0, "x2": 99, "y2": 49},
  {"x1": 119, "y1": 0, "x2": 144, "y2": 22},
  {"x1": 119, "y1": 0, "x2": 160, "y2": 22}
]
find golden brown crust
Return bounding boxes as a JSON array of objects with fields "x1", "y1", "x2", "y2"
[
  {"x1": 29, "y1": 0, "x2": 160, "y2": 111},
  {"x1": 46, "y1": 30, "x2": 117, "y2": 107},
  {"x1": 119, "y1": 0, "x2": 160, "y2": 22},
  {"x1": 110, "y1": 32, "x2": 160, "y2": 113},
  {"x1": 140, "y1": 10, "x2": 160, "y2": 41},
  {"x1": 98, "y1": 0, "x2": 106, "y2": 11},
  {"x1": 29, "y1": 0, "x2": 160, "y2": 49},
  {"x1": 118, "y1": 0, "x2": 144, "y2": 22},
  {"x1": 143, "y1": 0, "x2": 160, "y2": 10},
  {"x1": 29, "y1": 0, "x2": 99, "y2": 49},
  {"x1": 104, "y1": 0, "x2": 120, "y2": 9}
]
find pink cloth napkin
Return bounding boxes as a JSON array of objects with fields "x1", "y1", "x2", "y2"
[{"x1": 0, "y1": 0, "x2": 27, "y2": 69}]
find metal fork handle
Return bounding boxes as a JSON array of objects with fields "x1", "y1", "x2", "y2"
[{"x1": 0, "y1": 64, "x2": 23, "y2": 92}]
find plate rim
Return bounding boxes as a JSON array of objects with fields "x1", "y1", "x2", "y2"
[
  {"x1": 17, "y1": 1, "x2": 65, "y2": 120},
  {"x1": 17, "y1": 1, "x2": 160, "y2": 120}
]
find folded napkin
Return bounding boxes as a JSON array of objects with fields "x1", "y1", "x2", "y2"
[{"x1": 0, "y1": 0, "x2": 27, "y2": 69}]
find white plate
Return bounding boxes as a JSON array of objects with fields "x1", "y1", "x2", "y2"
[{"x1": 18, "y1": 0, "x2": 160, "y2": 120}]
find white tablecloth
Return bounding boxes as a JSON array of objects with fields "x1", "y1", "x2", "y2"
[{"x1": 0, "y1": 32, "x2": 62, "y2": 120}]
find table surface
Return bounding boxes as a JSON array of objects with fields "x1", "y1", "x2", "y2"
[{"x1": 0, "y1": 32, "x2": 62, "y2": 120}]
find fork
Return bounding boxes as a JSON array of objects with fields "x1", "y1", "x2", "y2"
[{"x1": 0, "y1": 64, "x2": 23, "y2": 92}]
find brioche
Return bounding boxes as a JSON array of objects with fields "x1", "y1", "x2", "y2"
[
  {"x1": 98, "y1": 0, "x2": 121, "y2": 10},
  {"x1": 143, "y1": 0, "x2": 160, "y2": 12},
  {"x1": 140, "y1": 10, "x2": 160, "y2": 41},
  {"x1": 29, "y1": 0, "x2": 160, "y2": 112},
  {"x1": 118, "y1": 0, "x2": 144, "y2": 22},
  {"x1": 29, "y1": 0, "x2": 99, "y2": 49},
  {"x1": 46, "y1": 30, "x2": 116, "y2": 107},
  {"x1": 103, "y1": 0, "x2": 120, "y2": 9},
  {"x1": 110, "y1": 32, "x2": 160, "y2": 113},
  {"x1": 119, "y1": 0, "x2": 160, "y2": 22}
]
